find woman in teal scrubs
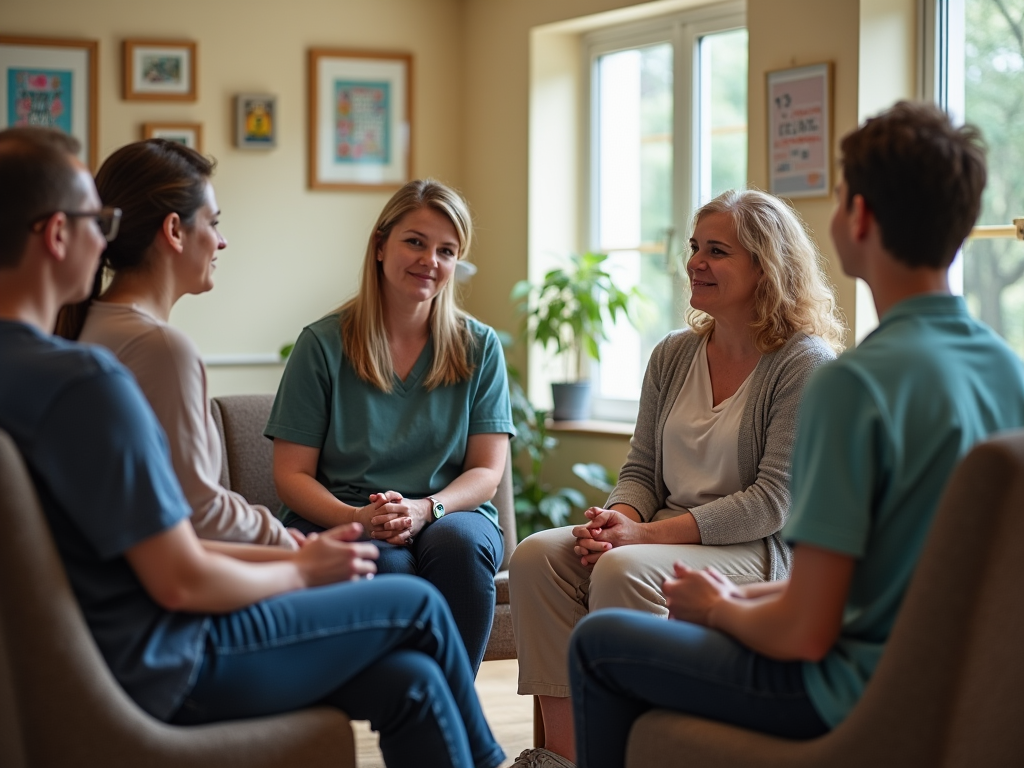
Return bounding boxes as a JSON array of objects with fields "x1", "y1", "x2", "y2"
[{"x1": 267, "y1": 179, "x2": 514, "y2": 673}]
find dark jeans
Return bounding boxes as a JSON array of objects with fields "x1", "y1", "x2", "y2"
[
  {"x1": 370, "y1": 512, "x2": 503, "y2": 674},
  {"x1": 173, "y1": 575, "x2": 504, "y2": 768},
  {"x1": 569, "y1": 609, "x2": 829, "y2": 768}
]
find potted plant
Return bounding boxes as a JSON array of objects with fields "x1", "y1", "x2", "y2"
[{"x1": 512, "y1": 252, "x2": 644, "y2": 420}]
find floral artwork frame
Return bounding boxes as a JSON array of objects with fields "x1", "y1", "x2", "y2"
[
  {"x1": 143, "y1": 121, "x2": 202, "y2": 153},
  {"x1": 235, "y1": 93, "x2": 277, "y2": 150},
  {"x1": 308, "y1": 49, "x2": 412, "y2": 191},
  {"x1": 124, "y1": 39, "x2": 197, "y2": 101},
  {"x1": 0, "y1": 35, "x2": 98, "y2": 169},
  {"x1": 766, "y1": 62, "x2": 833, "y2": 200}
]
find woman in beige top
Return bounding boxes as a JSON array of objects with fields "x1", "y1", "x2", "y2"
[
  {"x1": 508, "y1": 189, "x2": 847, "y2": 767},
  {"x1": 57, "y1": 139, "x2": 296, "y2": 549}
]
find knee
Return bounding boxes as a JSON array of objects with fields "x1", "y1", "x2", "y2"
[
  {"x1": 510, "y1": 528, "x2": 570, "y2": 585},
  {"x1": 421, "y1": 516, "x2": 500, "y2": 571}
]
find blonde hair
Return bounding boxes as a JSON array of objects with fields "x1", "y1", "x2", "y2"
[
  {"x1": 340, "y1": 179, "x2": 475, "y2": 391},
  {"x1": 686, "y1": 189, "x2": 846, "y2": 354}
]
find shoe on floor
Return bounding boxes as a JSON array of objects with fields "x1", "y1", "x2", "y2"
[{"x1": 509, "y1": 747, "x2": 577, "y2": 767}]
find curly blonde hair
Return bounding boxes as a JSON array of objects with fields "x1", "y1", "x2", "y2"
[{"x1": 686, "y1": 189, "x2": 846, "y2": 354}]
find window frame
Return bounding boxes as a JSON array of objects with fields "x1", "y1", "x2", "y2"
[{"x1": 582, "y1": 1, "x2": 746, "y2": 421}]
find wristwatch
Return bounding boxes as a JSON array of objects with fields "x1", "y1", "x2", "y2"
[{"x1": 428, "y1": 496, "x2": 446, "y2": 522}]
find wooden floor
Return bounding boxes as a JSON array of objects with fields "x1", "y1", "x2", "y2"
[{"x1": 353, "y1": 658, "x2": 533, "y2": 767}]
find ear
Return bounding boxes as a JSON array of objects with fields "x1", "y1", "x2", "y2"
[
  {"x1": 849, "y1": 194, "x2": 873, "y2": 242},
  {"x1": 41, "y1": 213, "x2": 71, "y2": 262},
  {"x1": 158, "y1": 212, "x2": 185, "y2": 254},
  {"x1": 375, "y1": 233, "x2": 384, "y2": 263}
]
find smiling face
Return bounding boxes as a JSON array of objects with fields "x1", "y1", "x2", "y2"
[
  {"x1": 179, "y1": 181, "x2": 226, "y2": 295},
  {"x1": 377, "y1": 205, "x2": 460, "y2": 309},
  {"x1": 687, "y1": 210, "x2": 762, "y2": 325}
]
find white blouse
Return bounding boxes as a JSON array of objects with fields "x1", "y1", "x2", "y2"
[{"x1": 658, "y1": 335, "x2": 754, "y2": 519}]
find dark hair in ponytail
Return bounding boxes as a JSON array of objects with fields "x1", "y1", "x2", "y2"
[{"x1": 55, "y1": 139, "x2": 214, "y2": 339}]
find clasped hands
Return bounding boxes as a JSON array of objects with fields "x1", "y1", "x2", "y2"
[
  {"x1": 356, "y1": 490, "x2": 431, "y2": 546},
  {"x1": 572, "y1": 506, "x2": 647, "y2": 566}
]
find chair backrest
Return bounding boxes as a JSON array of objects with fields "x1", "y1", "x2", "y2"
[
  {"x1": 211, "y1": 394, "x2": 518, "y2": 569},
  {"x1": 0, "y1": 429, "x2": 159, "y2": 766},
  {"x1": 817, "y1": 429, "x2": 1024, "y2": 766}
]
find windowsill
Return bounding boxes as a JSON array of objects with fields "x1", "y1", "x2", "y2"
[{"x1": 546, "y1": 418, "x2": 635, "y2": 437}]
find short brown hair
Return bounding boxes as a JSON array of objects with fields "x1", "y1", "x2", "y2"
[
  {"x1": 0, "y1": 127, "x2": 82, "y2": 268},
  {"x1": 839, "y1": 101, "x2": 986, "y2": 269}
]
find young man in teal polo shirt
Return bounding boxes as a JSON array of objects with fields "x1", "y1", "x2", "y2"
[{"x1": 566, "y1": 101, "x2": 1024, "y2": 768}]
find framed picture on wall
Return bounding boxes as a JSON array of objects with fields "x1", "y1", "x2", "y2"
[
  {"x1": 143, "y1": 121, "x2": 202, "y2": 152},
  {"x1": 766, "y1": 62, "x2": 833, "y2": 199},
  {"x1": 124, "y1": 39, "x2": 197, "y2": 101},
  {"x1": 0, "y1": 35, "x2": 98, "y2": 169},
  {"x1": 308, "y1": 48, "x2": 412, "y2": 191},
  {"x1": 235, "y1": 93, "x2": 277, "y2": 149}
]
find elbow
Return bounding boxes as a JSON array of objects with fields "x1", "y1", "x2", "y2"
[
  {"x1": 148, "y1": 582, "x2": 192, "y2": 612},
  {"x1": 791, "y1": 625, "x2": 840, "y2": 662}
]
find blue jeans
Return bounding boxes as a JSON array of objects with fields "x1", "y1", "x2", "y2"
[
  {"x1": 569, "y1": 610, "x2": 828, "y2": 768},
  {"x1": 370, "y1": 512, "x2": 503, "y2": 674},
  {"x1": 172, "y1": 575, "x2": 504, "y2": 768}
]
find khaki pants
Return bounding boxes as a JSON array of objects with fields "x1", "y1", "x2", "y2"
[{"x1": 508, "y1": 525, "x2": 768, "y2": 696}]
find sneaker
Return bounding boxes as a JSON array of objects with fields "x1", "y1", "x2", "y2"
[{"x1": 509, "y1": 747, "x2": 577, "y2": 767}]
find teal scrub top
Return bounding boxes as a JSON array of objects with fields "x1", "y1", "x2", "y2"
[
  {"x1": 783, "y1": 294, "x2": 1024, "y2": 728},
  {"x1": 265, "y1": 312, "x2": 514, "y2": 530}
]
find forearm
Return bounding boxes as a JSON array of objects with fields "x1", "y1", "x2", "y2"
[
  {"x1": 276, "y1": 472, "x2": 359, "y2": 528},
  {"x1": 191, "y1": 488, "x2": 296, "y2": 549},
  {"x1": 201, "y1": 539, "x2": 297, "y2": 562},
  {"x1": 706, "y1": 592, "x2": 822, "y2": 661},
  {"x1": 433, "y1": 465, "x2": 502, "y2": 513},
  {"x1": 644, "y1": 511, "x2": 701, "y2": 544}
]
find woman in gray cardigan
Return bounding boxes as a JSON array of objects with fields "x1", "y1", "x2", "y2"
[{"x1": 508, "y1": 189, "x2": 847, "y2": 768}]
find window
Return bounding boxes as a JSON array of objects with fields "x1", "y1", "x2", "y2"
[
  {"x1": 584, "y1": 4, "x2": 747, "y2": 420},
  {"x1": 931, "y1": 0, "x2": 1024, "y2": 358}
]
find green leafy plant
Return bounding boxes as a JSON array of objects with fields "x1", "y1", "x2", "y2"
[
  {"x1": 511, "y1": 252, "x2": 646, "y2": 382},
  {"x1": 499, "y1": 332, "x2": 587, "y2": 539},
  {"x1": 571, "y1": 462, "x2": 617, "y2": 494}
]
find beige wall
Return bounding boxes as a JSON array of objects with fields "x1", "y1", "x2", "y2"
[{"x1": 3, "y1": 0, "x2": 465, "y2": 395}]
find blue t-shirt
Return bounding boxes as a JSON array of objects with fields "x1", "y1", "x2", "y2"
[
  {"x1": 0, "y1": 320, "x2": 208, "y2": 720},
  {"x1": 265, "y1": 313, "x2": 515, "y2": 530},
  {"x1": 783, "y1": 294, "x2": 1024, "y2": 727}
]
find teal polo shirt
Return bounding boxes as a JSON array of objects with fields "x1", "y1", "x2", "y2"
[
  {"x1": 783, "y1": 294, "x2": 1024, "y2": 728},
  {"x1": 265, "y1": 313, "x2": 514, "y2": 531}
]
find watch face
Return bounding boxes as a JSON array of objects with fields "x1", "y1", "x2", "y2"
[{"x1": 432, "y1": 500, "x2": 446, "y2": 519}]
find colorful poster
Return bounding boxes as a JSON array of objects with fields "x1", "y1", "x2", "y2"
[
  {"x1": 8, "y1": 68, "x2": 73, "y2": 134},
  {"x1": 334, "y1": 80, "x2": 390, "y2": 164},
  {"x1": 768, "y1": 64, "x2": 831, "y2": 198}
]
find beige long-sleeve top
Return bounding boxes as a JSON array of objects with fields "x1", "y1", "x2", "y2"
[{"x1": 80, "y1": 302, "x2": 296, "y2": 549}]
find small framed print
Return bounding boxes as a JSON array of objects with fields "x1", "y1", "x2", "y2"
[
  {"x1": 235, "y1": 93, "x2": 277, "y2": 149},
  {"x1": 766, "y1": 62, "x2": 833, "y2": 199},
  {"x1": 124, "y1": 39, "x2": 197, "y2": 101},
  {"x1": 308, "y1": 48, "x2": 412, "y2": 190},
  {"x1": 143, "y1": 121, "x2": 202, "y2": 152},
  {"x1": 0, "y1": 35, "x2": 98, "y2": 169}
]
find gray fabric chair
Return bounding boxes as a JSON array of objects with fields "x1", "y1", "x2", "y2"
[
  {"x1": 211, "y1": 393, "x2": 518, "y2": 661},
  {"x1": 0, "y1": 428, "x2": 355, "y2": 768},
  {"x1": 625, "y1": 429, "x2": 1024, "y2": 767}
]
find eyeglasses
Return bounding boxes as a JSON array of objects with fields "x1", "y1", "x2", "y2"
[{"x1": 30, "y1": 207, "x2": 122, "y2": 242}]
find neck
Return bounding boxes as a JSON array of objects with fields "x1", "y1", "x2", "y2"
[
  {"x1": 864, "y1": 253, "x2": 951, "y2": 319},
  {"x1": 382, "y1": 296, "x2": 432, "y2": 342},
  {"x1": 100, "y1": 266, "x2": 181, "y2": 322},
  {"x1": 706, "y1": 314, "x2": 759, "y2": 360},
  {"x1": 0, "y1": 262, "x2": 61, "y2": 334}
]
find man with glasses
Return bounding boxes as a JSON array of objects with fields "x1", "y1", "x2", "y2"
[
  {"x1": 0, "y1": 126, "x2": 504, "y2": 768},
  {"x1": 566, "y1": 102, "x2": 1024, "y2": 767}
]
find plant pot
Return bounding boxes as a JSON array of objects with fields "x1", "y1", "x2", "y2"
[{"x1": 551, "y1": 382, "x2": 592, "y2": 421}]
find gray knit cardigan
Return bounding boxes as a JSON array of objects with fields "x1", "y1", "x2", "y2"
[{"x1": 605, "y1": 330, "x2": 836, "y2": 581}]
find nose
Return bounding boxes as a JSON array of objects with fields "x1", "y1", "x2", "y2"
[
  {"x1": 420, "y1": 248, "x2": 439, "y2": 266},
  {"x1": 686, "y1": 249, "x2": 706, "y2": 274},
  {"x1": 217, "y1": 232, "x2": 228, "y2": 250}
]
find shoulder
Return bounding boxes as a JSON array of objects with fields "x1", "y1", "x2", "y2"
[
  {"x1": 648, "y1": 328, "x2": 701, "y2": 371},
  {"x1": 461, "y1": 315, "x2": 500, "y2": 347},
  {"x1": 767, "y1": 333, "x2": 837, "y2": 372},
  {"x1": 293, "y1": 312, "x2": 344, "y2": 359}
]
